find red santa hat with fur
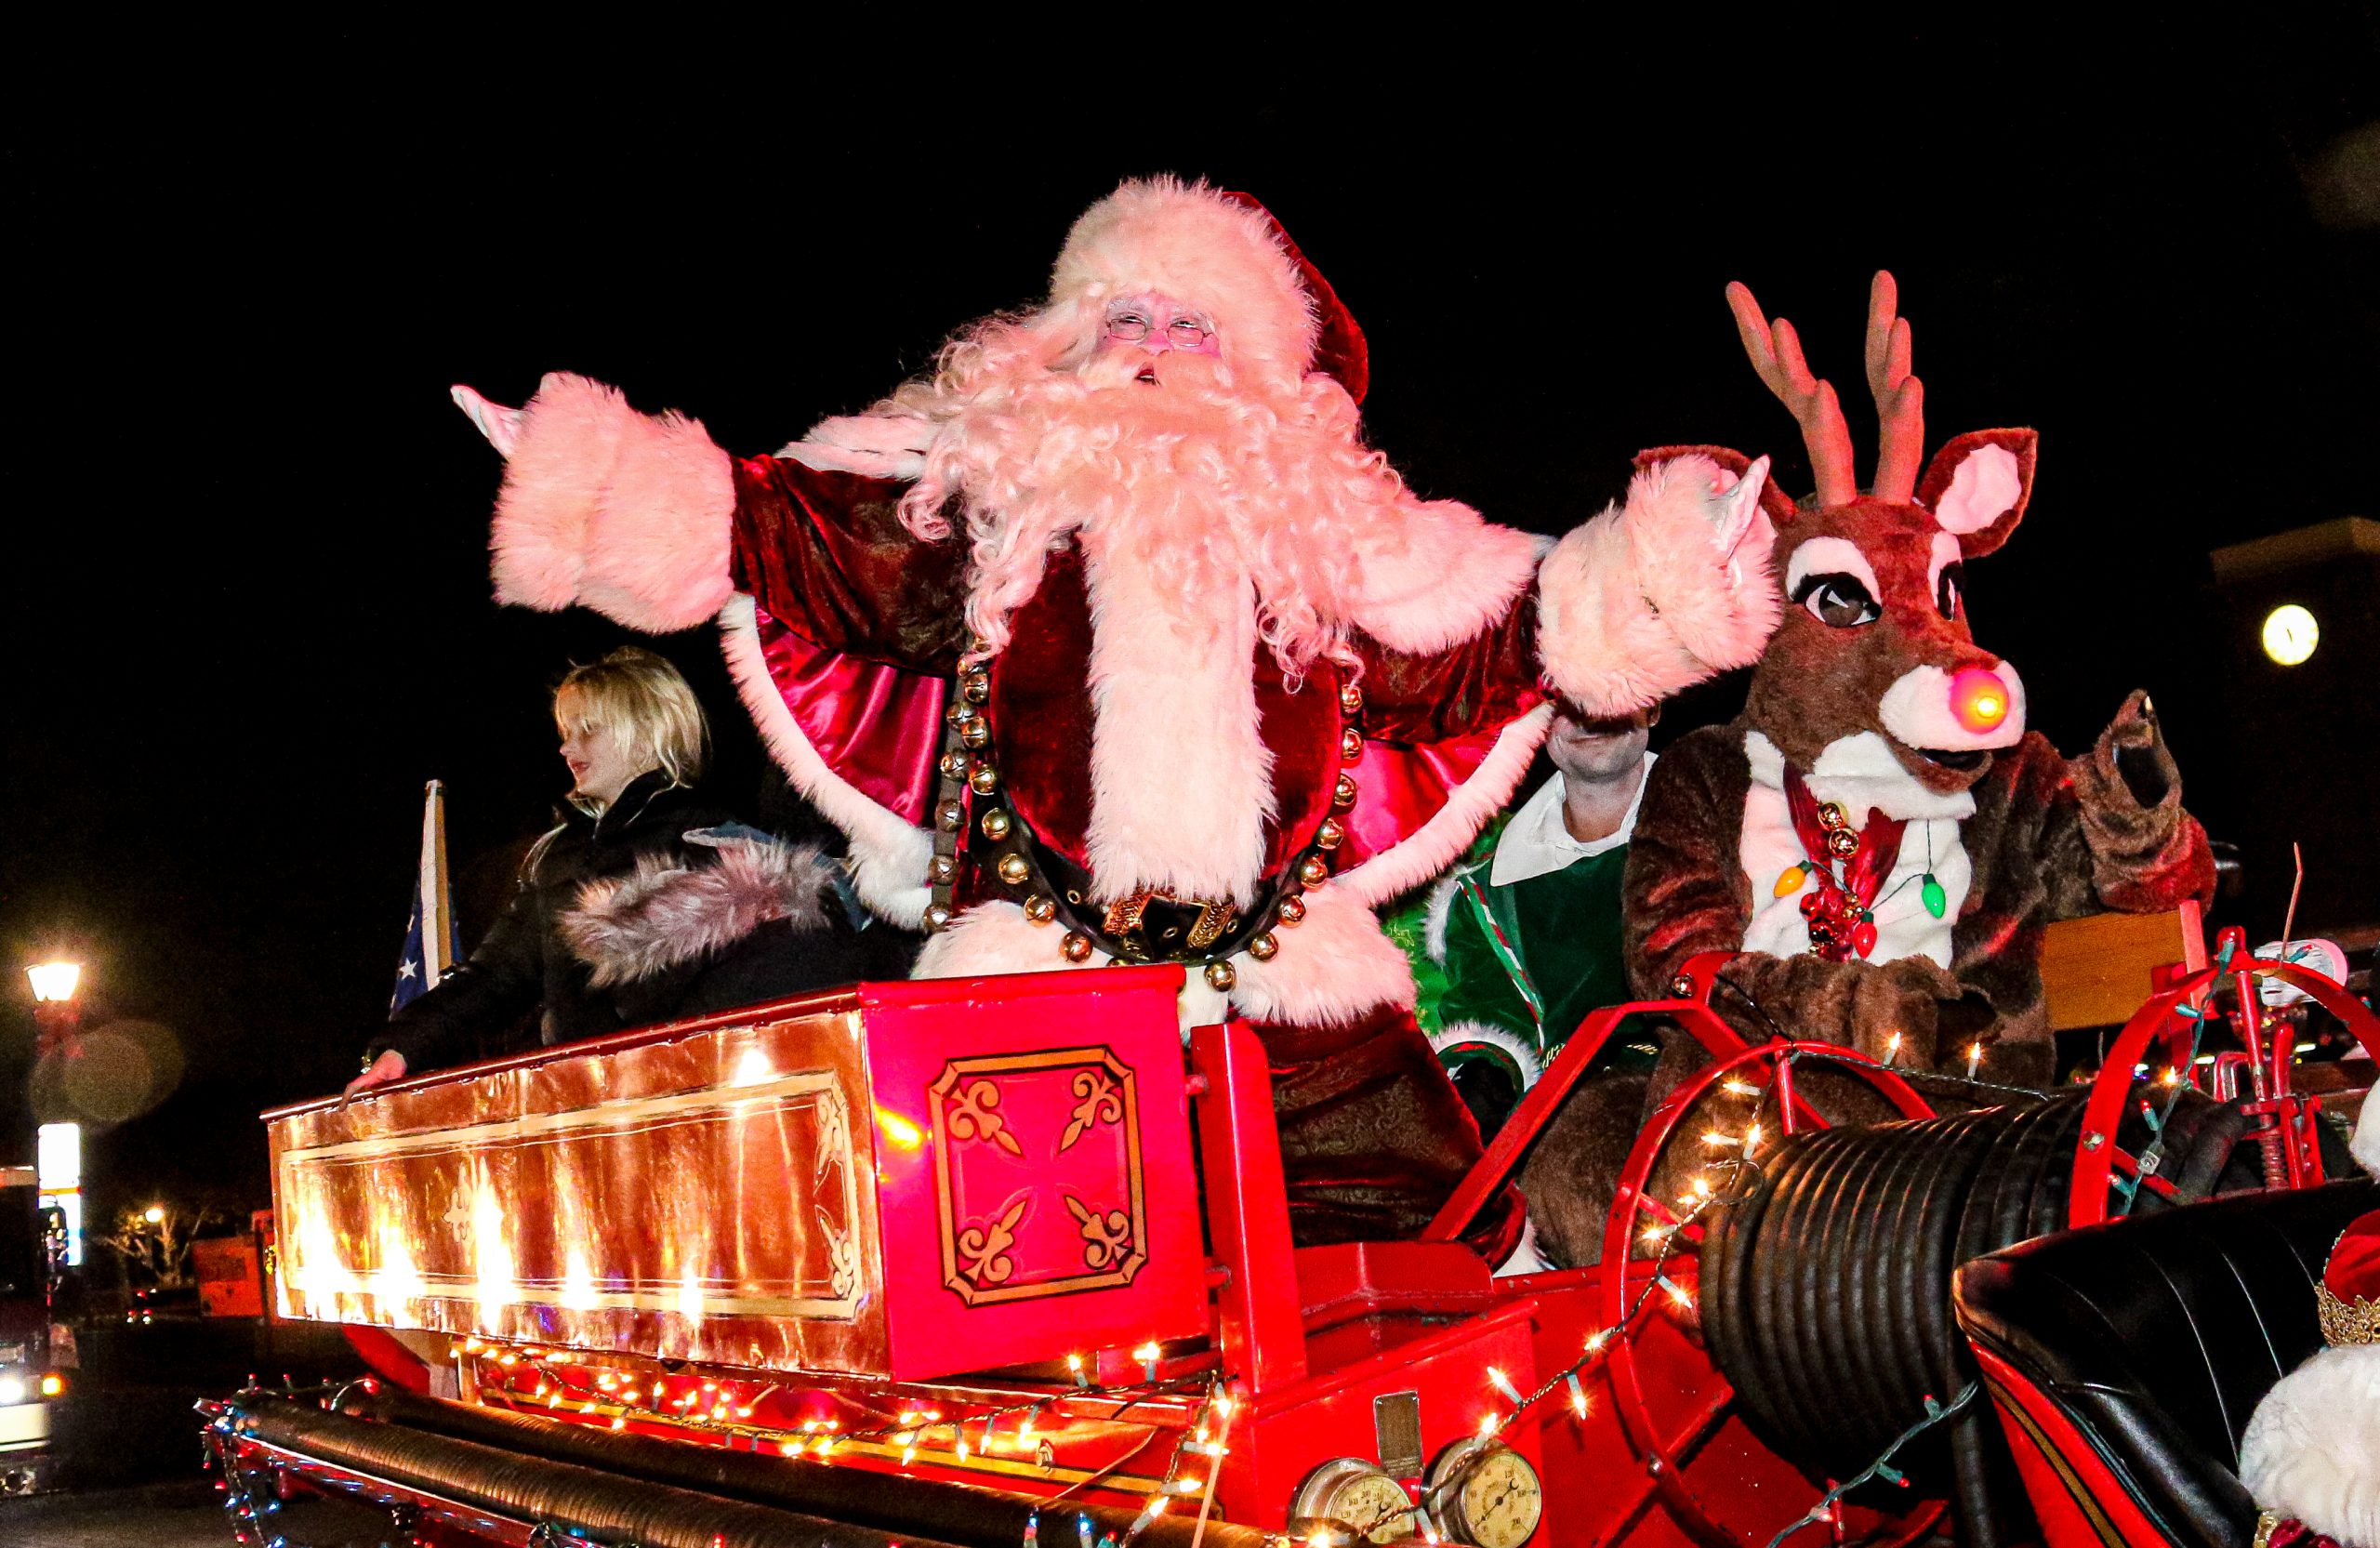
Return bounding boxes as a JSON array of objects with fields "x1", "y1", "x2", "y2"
[
  {"x1": 1049, "y1": 176, "x2": 1369, "y2": 402},
  {"x1": 2240, "y1": 1099, "x2": 2380, "y2": 1547}
]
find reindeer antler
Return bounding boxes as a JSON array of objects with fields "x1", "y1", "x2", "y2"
[
  {"x1": 1864, "y1": 271, "x2": 1925, "y2": 503},
  {"x1": 1726, "y1": 281, "x2": 1858, "y2": 509}
]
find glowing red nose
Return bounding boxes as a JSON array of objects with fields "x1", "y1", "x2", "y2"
[{"x1": 1949, "y1": 667, "x2": 2010, "y2": 734}]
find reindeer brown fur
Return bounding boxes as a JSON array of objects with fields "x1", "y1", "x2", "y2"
[{"x1": 1518, "y1": 274, "x2": 2215, "y2": 1267}]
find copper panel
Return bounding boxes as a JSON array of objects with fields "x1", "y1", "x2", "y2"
[
  {"x1": 266, "y1": 971, "x2": 1207, "y2": 1383},
  {"x1": 269, "y1": 992, "x2": 890, "y2": 1373}
]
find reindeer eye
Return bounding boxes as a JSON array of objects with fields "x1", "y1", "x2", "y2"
[
  {"x1": 1793, "y1": 573, "x2": 1881, "y2": 628},
  {"x1": 1936, "y1": 560, "x2": 1964, "y2": 620}
]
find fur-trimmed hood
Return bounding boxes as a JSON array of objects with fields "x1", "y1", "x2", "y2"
[{"x1": 562, "y1": 836, "x2": 838, "y2": 987}]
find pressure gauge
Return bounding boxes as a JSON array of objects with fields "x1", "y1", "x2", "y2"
[
  {"x1": 1425, "y1": 1436, "x2": 1543, "y2": 1548},
  {"x1": 1289, "y1": 1457, "x2": 1420, "y2": 1543}
]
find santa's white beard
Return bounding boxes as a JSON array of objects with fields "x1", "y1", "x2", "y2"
[
  {"x1": 907, "y1": 357, "x2": 1396, "y2": 906},
  {"x1": 906, "y1": 350, "x2": 1401, "y2": 681}
]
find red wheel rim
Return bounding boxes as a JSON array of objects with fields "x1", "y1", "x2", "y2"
[
  {"x1": 2069, "y1": 957, "x2": 2380, "y2": 1226},
  {"x1": 1597, "y1": 1027, "x2": 1932, "y2": 1545}
]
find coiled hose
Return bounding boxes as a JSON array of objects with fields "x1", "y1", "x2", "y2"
[{"x1": 1698, "y1": 1088, "x2": 2249, "y2": 1548}]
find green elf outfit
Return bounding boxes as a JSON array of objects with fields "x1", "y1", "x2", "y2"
[{"x1": 1424, "y1": 756, "x2": 1662, "y2": 1137}]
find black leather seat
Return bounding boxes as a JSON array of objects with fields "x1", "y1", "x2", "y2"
[{"x1": 1953, "y1": 1177, "x2": 2378, "y2": 1548}]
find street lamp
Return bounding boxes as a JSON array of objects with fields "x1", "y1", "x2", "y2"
[
  {"x1": 28, "y1": 961, "x2": 83, "y2": 1060},
  {"x1": 26, "y1": 962, "x2": 80, "y2": 1002}
]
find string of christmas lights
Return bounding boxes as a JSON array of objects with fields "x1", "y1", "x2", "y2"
[{"x1": 1761, "y1": 1383, "x2": 1979, "y2": 1548}]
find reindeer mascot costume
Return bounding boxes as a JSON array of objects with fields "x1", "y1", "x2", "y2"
[
  {"x1": 1521, "y1": 273, "x2": 2216, "y2": 1265},
  {"x1": 454, "y1": 179, "x2": 1779, "y2": 1254}
]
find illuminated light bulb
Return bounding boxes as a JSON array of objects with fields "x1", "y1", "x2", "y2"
[
  {"x1": 1567, "y1": 1373, "x2": 1589, "y2": 1419},
  {"x1": 1585, "y1": 1330, "x2": 1608, "y2": 1353},
  {"x1": 2160, "y1": 1066, "x2": 2182, "y2": 1088},
  {"x1": 1744, "y1": 1123, "x2": 1764, "y2": 1153},
  {"x1": 1967, "y1": 1042, "x2": 1985, "y2": 1078},
  {"x1": 736, "y1": 1407, "x2": 752, "y2": 1419},
  {"x1": 1487, "y1": 1368, "x2": 1525, "y2": 1404},
  {"x1": 1211, "y1": 1395, "x2": 1234, "y2": 1419},
  {"x1": 1147, "y1": 1497, "x2": 1170, "y2": 1517},
  {"x1": 2262, "y1": 604, "x2": 2319, "y2": 667},
  {"x1": 1175, "y1": 1478, "x2": 1204, "y2": 1495},
  {"x1": 1703, "y1": 1130, "x2": 1738, "y2": 1147},
  {"x1": 1422, "y1": 1528, "x2": 1440, "y2": 1545},
  {"x1": 901, "y1": 1445, "x2": 917, "y2": 1465},
  {"x1": 1662, "y1": 1278, "x2": 1695, "y2": 1309},
  {"x1": 610, "y1": 1416, "x2": 626, "y2": 1431},
  {"x1": 1884, "y1": 1031, "x2": 1903, "y2": 1066},
  {"x1": 1478, "y1": 1414, "x2": 1501, "y2": 1438},
  {"x1": 784, "y1": 1440, "x2": 805, "y2": 1458},
  {"x1": 1724, "y1": 1079, "x2": 1760, "y2": 1097},
  {"x1": 955, "y1": 1440, "x2": 970, "y2": 1462},
  {"x1": 1691, "y1": 1175, "x2": 1712, "y2": 1199},
  {"x1": 1948, "y1": 666, "x2": 2011, "y2": 734}
]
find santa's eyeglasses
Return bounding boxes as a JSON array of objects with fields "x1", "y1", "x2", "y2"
[{"x1": 1104, "y1": 310, "x2": 1215, "y2": 350}]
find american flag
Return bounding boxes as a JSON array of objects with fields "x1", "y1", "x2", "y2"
[{"x1": 390, "y1": 781, "x2": 461, "y2": 1016}]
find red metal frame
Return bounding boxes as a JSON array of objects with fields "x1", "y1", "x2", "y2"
[
  {"x1": 2067, "y1": 930, "x2": 2380, "y2": 1227},
  {"x1": 250, "y1": 932, "x2": 2372, "y2": 1548}
]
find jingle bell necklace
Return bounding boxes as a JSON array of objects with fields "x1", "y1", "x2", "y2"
[{"x1": 1773, "y1": 765, "x2": 1925, "y2": 961}]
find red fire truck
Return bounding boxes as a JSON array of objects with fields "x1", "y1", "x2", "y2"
[{"x1": 209, "y1": 928, "x2": 2375, "y2": 1548}]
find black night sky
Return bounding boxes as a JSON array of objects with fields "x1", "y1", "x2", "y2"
[{"x1": 4, "y1": 18, "x2": 2376, "y2": 1226}]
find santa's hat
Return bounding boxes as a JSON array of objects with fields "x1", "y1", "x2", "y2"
[
  {"x1": 2239, "y1": 1097, "x2": 2380, "y2": 1548},
  {"x1": 1050, "y1": 178, "x2": 1369, "y2": 402}
]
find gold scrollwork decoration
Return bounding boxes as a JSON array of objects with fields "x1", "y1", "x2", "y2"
[
  {"x1": 947, "y1": 1079, "x2": 1025, "y2": 1157},
  {"x1": 1063, "y1": 1194, "x2": 1133, "y2": 1271},
  {"x1": 813, "y1": 1090, "x2": 851, "y2": 1184},
  {"x1": 957, "y1": 1195, "x2": 1031, "y2": 1287},
  {"x1": 816, "y1": 1206, "x2": 857, "y2": 1301},
  {"x1": 1060, "y1": 1069, "x2": 1125, "y2": 1153}
]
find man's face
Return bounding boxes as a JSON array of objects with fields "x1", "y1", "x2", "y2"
[
  {"x1": 1099, "y1": 294, "x2": 1219, "y2": 384},
  {"x1": 1546, "y1": 701, "x2": 1655, "y2": 785}
]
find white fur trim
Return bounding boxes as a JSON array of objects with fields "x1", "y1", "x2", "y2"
[
  {"x1": 1933, "y1": 443, "x2": 2027, "y2": 536},
  {"x1": 780, "y1": 413, "x2": 935, "y2": 482},
  {"x1": 910, "y1": 890, "x2": 1408, "y2": 1030},
  {"x1": 718, "y1": 595, "x2": 933, "y2": 926},
  {"x1": 563, "y1": 840, "x2": 832, "y2": 986},
  {"x1": 1878, "y1": 660, "x2": 2029, "y2": 751},
  {"x1": 580, "y1": 403, "x2": 737, "y2": 633},
  {"x1": 1535, "y1": 455, "x2": 1780, "y2": 717},
  {"x1": 1078, "y1": 532, "x2": 1273, "y2": 907},
  {"x1": 491, "y1": 374, "x2": 625, "y2": 612},
  {"x1": 2241, "y1": 1344, "x2": 2380, "y2": 1547},
  {"x1": 1226, "y1": 883, "x2": 1413, "y2": 1026},
  {"x1": 1430, "y1": 1020, "x2": 1548, "y2": 1088},
  {"x1": 915, "y1": 900, "x2": 1106, "y2": 977},
  {"x1": 1345, "y1": 501, "x2": 1544, "y2": 655},
  {"x1": 490, "y1": 373, "x2": 737, "y2": 634},
  {"x1": 1051, "y1": 179, "x2": 1317, "y2": 394},
  {"x1": 2355, "y1": 1094, "x2": 2380, "y2": 1178},
  {"x1": 1335, "y1": 705, "x2": 1554, "y2": 906},
  {"x1": 910, "y1": 904, "x2": 1227, "y2": 1037},
  {"x1": 1423, "y1": 872, "x2": 1465, "y2": 964}
]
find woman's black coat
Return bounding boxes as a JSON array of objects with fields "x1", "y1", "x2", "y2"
[{"x1": 371, "y1": 771, "x2": 906, "y2": 1077}]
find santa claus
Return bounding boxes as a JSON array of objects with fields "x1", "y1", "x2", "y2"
[{"x1": 455, "y1": 178, "x2": 1778, "y2": 1251}]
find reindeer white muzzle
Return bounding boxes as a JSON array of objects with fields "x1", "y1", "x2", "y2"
[{"x1": 1879, "y1": 660, "x2": 2027, "y2": 750}]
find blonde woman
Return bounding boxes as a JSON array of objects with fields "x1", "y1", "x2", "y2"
[{"x1": 347, "y1": 647, "x2": 865, "y2": 1094}]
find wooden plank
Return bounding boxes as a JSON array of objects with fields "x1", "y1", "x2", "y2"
[{"x1": 2039, "y1": 901, "x2": 2204, "y2": 1032}]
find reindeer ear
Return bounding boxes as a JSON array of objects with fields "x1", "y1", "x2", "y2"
[
  {"x1": 1917, "y1": 429, "x2": 2038, "y2": 557},
  {"x1": 1635, "y1": 444, "x2": 1799, "y2": 528}
]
